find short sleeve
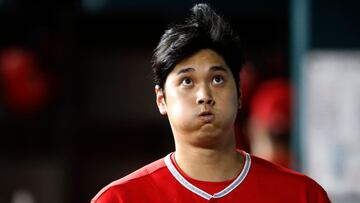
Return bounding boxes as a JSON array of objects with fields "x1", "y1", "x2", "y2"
[
  {"x1": 91, "y1": 187, "x2": 124, "y2": 203},
  {"x1": 306, "y1": 178, "x2": 332, "y2": 203}
]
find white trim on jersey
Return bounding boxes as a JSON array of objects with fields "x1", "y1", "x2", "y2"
[{"x1": 164, "y1": 151, "x2": 251, "y2": 200}]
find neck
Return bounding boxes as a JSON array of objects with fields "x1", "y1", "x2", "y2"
[{"x1": 174, "y1": 133, "x2": 243, "y2": 182}]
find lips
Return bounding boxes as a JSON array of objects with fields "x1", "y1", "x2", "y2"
[
  {"x1": 198, "y1": 111, "x2": 215, "y2": 122},
  {"x1": 199, "y1": 111, "x2": 213, "y2": 116}
]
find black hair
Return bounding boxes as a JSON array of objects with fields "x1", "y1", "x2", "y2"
[{"x1": 152, "y1": 3, "x2": 244, "y2": 96}]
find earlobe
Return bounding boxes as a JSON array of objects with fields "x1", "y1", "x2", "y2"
[
  {"x1": 155, "y1": 85, "x2": 167, "y2": 115},
  {"x1": 238, "y1": 90, "x2": 242, "y2": 110}
]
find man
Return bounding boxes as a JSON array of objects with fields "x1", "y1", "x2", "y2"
[
  {"x1": 249, "y1": 78, "x2": 292, "y2": 167},
  {"x1": 91, "y1": 4, "x2": 331, "y2": 202}
]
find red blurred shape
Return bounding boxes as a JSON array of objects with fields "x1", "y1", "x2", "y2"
[
  {"x1": 250, "y1": 79, "x2": 292, "y2": 134},
  {"x1": 0, "y1": 47, "x2": 52, "y2": 114}
]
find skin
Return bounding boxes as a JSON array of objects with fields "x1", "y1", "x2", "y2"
[{"x1": 155, "y1": 48, "x2": 243, "y2": 182}]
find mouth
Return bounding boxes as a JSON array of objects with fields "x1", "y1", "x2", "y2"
[{"x1": 198, "y1": 111, "x2": 215, "y2": 122}]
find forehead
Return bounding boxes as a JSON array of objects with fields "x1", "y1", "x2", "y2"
[{"x1": 172, "y1": 49, "x2": 228, "y2": 72}]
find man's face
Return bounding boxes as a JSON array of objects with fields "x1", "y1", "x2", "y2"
[{"x1": 156, "y1": 49, "x2": 240, "y2": 147}]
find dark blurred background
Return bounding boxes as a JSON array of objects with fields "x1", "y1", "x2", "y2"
[{"x1": 0, "y1": 0, "x2": 359, "y2": 203}]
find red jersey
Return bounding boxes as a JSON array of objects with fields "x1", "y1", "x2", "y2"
[{"x1": 91, "y1": 151, "x2": 331, "y2": 203}]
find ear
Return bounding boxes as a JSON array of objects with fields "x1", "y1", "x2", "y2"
[
  {"x1": 155, "y1": 85, "x2": 167, "y2": 115},
  {"x1": 238, "y1": 90, "x2": 242, "y2": 110}
]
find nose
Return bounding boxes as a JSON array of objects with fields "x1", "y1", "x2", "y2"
[
  {"x1": 196, "y1": 85, "x2": 215, "y2": 106},
  {"x1": 197, "y1": 97, "x2": 215, "y2": 105}
]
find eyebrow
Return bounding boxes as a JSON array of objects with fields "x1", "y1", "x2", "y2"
[
  {"x1": 210, "y1": 65, "x2": 228, "y2": 73},
  {"x1": 177, "y1": 67, "x2": 195, "y2": 75},
  {"x1": 176, "y1": 66, "x2": 228, "y2": 75}
]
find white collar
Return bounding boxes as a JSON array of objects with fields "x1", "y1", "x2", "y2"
[{"x1": 164, "y1": 151, "x2": 251, "y2": 200}]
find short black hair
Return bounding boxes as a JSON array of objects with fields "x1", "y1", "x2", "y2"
[{"x1": 152, "y1": 3, "x2": 244, "y2": 95}]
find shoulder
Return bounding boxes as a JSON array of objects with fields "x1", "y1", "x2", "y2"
[
  {"x1": 248, "y1": 154, "x2": 330, "y2": 201},
  {"x1": 249, "y1": 154, "x2": 317, "y2": 183},
  {"x1": 91, "y1": 157, "x2": 167, "y2": 203},
  {"x1": 250, "y1": 154, "x2": 304, "y2": 178}
]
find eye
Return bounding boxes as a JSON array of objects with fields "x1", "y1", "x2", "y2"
[
  {"x1": 181, "y1": 77, "x2": 193, "y2": 86},
  {"x1": 212, "y1": 76, "x2": 224, "y2": 85}
]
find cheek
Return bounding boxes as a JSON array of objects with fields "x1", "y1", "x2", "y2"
[
  {"x1": 166, "y1": 90, "x2": 193, "y2": 117},
  {"x1": 216, "y1": 89, "x2": 238, "y2": 117},
  {"x1": 170, "y1": 101, "x2": 186, "y2": 116},
  {"x1": 225, "y1": 96, "x2": 238, "y2": 115},
  {"x1": 226, "y1": 83, "x2": 239, "y2": 110}
]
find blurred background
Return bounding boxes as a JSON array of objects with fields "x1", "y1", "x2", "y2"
[{"x1": 0, "y1": 0, "x2": 359, "y2": 202}]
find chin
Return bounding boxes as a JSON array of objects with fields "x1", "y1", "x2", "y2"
[{"x1": 192, "y1": 130, "x2": 223, "y2": 146}]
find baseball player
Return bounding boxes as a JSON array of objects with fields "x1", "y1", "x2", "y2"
[{"x1": 91, "y1": 3, "x2": 331, "y2": 203}]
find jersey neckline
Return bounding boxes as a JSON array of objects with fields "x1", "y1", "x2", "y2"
[{"x1": 164, "y1": 150, "x2": 251, "y2": 200}]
